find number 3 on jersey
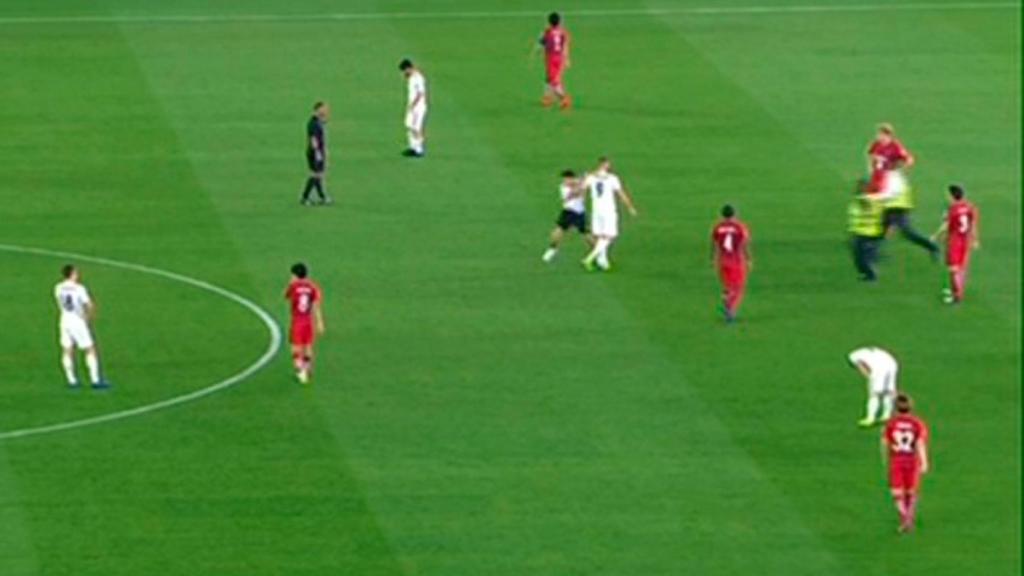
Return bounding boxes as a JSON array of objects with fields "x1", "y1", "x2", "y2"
[{"x1": 958, "y1": 213, "x2": 971, "y2": 234}]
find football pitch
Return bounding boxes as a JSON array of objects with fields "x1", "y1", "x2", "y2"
[{"x1": 0, "y1": 1, "x2": 1020, "y2": 574}]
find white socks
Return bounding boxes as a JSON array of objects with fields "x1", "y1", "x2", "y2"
[
  {"x1": 85, "y1": 351, "x2": 101, "y2": 385},
  {"x1": 61, "y1": 354, "x2": 77, "y2": 385},
  {"x1": 585, "y1": 239, "x2": 611, "y2": 269},
  {"x1": 408, "y1": 132, "x2": 424, "y2": 154},
  {"x1": 866, "y1": 395, "x2": 880, "y2": 422},
  {"x1": 881, "y1": 394, "x2": 894, "y2": 421},
  {"x1": 542, "y1": 247, "x2": 557, "y2": 262}
]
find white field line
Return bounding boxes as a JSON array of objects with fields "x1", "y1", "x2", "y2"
[
  {"x1": 0, "y1": 2, "x2": 1017, "y2": 25},
  {"x1": 0, "y1": 244, "x2": 282, "y2": 441}
]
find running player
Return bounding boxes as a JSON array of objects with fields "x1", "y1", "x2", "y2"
[
  {"x1": 542, "y1": 170, "x2": 590, "y2": 262},
  {"x1": 848, "y1": 346, "x2": 899, "y2": 427},
  {"x1": 533, "y1": 12, "x2": 572, "y2": 109},
  {"x1": 867, "y1": 123, "x2": 914, "y2": 199},
  {"x1": 882, "y1": 393, "x2": 929, "y2": 534},
  {"x1": 400, "y1": 59, "x2": 428, "y2": 158},
  {"x1": 54, "y1": 265, "x2": 109, "y2": 389},
  {"x1": 931, "y1": 184, "x2": 980, "y2": 304},
  {"x1": 285, "y1": 263, "x2": 325, "y2": 384},
  {"x1": 711, "y1": 205, "x2": 752, "y2": 323},
  {"x1": 580, "y1": 157, "x2": 638, "y2": 271},
  {"x1": 301, "y1": 101, "x2": 332, "y2": 205}
]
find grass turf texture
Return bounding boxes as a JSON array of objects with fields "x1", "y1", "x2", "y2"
[{"x1": 0, "y1": 1, "x2": 1019, "y2": 574}]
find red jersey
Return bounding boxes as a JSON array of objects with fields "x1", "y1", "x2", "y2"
[
  {"x1": 285, "y1": 279, "x2": 321, "y2": 323},
  {"x1": 884, "y1": 414, "x2": 929, "y2": 465},
  {"x1": 946, "y1": 200, "x2": 978, "y2": 240},
  {"x1": 712, "y1": 219, "x2": 750, "y2": 266},
  {"x1": 541, "y1": 26, "x2": 570, "y2": 59},
  {"x1": 868, "y1": 138, "x2": 912, "y2": 172}
]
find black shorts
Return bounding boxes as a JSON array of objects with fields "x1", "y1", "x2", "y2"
[
  {"x1": 556, "y1": 209, "x2": 587, "y2": 233},
  {"x1": 307, "y1": 150, "x2": 325, "y2": 173}
]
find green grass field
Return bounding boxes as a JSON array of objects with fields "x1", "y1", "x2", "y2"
[{"x1": 0, "y1": 1, "x2": 1020, "y2": 574}]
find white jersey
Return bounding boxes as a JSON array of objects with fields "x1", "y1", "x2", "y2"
[
  {"x1": 54, "y1": 280, "x2": 91, "y2": 321},
  {"x1": 55, "y1": 279, "x2": 95, "y2": 349},
  {"x1": 849, "y1": 346, "x2": 898, "y2": 394},
  {"x1": 407, "y1": 71, "x2": 427, "y2": 110},
  {"x1": 584, "y1": 171, "x2": 623, "y2": 218},
  {"x1": 561, "y1": 183, "x2": 585, "y2": 214}
]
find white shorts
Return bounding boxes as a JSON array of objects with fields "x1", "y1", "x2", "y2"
[
  {"x1": 405, "y1": 106, "x2": 427, "y2": 133},
  {"x1": 591, "y1": 211, "x2": 619, "y2": 238},
  {"x1": 880, "y1": 170, "x2": 909, "y2": 200},
  {"x1": 869, "y1": 362, "x2": 898, "y2": 395},
  {"x1": 59, "y1": 316, "x2": 94, "y2": 350}
]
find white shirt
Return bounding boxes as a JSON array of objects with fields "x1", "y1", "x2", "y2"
[
  {"x1": 561, "y1": 182, "x2": 584, "y2": 214},
  {"x1": 407, "y1": 71, "x2": 427, "y2": 109},
  {"x1": 848, "y1": 347, "x2": 897, "y2": 373},
  {"x1": 584, "y1": 171, "x2": 623, "y2": 217},
  {"x1": 54, "y1": 280, "x2": 91, "y2": 321}
]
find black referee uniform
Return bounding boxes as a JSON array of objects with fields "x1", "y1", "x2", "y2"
[{"x1": 301, "y1": 111, "x2": 330, "y2": 205}]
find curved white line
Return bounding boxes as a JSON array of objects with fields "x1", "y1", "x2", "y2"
[{"x1": 0, "y1": 244, "x2": 282, "y2": 441}]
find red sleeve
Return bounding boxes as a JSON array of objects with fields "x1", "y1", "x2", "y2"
[
  {"x1": 284, "y1": 284, "x2": 293, "y2": 300},
  {"x1": 918, "y1": 420, "x2": 929, "y2": 443},
  {"x1": 868, "y1": 141, "x2": 881, "y2": 155},
  {"x1": 895, "y1": 141, "x2": 911, "y2": 160},
  {"x1": 313, "y1": 283, "x2": 322, "y2": 303}
]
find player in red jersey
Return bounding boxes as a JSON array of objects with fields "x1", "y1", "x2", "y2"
[
  {"x1": 931, "y1": 184, "x2": 980, "y2": 304},
  {"x1": 284, "y1": 262, "x2": 325, "y2": 384},
  {"x1": 881, "y1": 393, "x2": 929, "y2": 533},
  {"x1": 533, "y1": 12, "x2": 572, "y2": 109},
  {"x1": 866, "y1": 123, "x2": 914, "y2": 197},
  {"x1": 711, "y1": 204, "x2": 752, "y2": 323}
]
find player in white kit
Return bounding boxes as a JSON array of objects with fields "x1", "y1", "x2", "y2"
[
  {"x1": 54, "y1": 265, "x2": 109, "y2": 389},
  {"x1": 580, "y1": 157, "x2": 637, "y2": 271},
  {"x1": 848, "y1": 346, "x2": 898, "y2": 427},
  {"x1": 400, "y1": 59, "x2": 427, "y2": 158},
  {"x1": 542, "y1": 169, "x2": 591, "y2": 262}
]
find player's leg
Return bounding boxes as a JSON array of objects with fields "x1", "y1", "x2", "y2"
[
  {"x1": 860, "y1": 378, "x2": 882, "y2": 426},
  {"x1": 893, "y1": 210, "x2": 938, "y2": 255},
  {"x1": 890, "y1": 487, "x2": 909, "y2": 530},
  {"x1": 880, "y1": 367, "x2": 896, "y2": 421},
  {"x1": 595, "y1": 238, "x2": 613, "y2": 270},
  {"x1": 60, "y1": 345, "x2": 78, "y2": 387},
  {"x1": 543, "y1": 224, "x2": 566, "y2": 262},
  {"x1": 81, "y1": 345, "x2": 107, "y2": 388}
]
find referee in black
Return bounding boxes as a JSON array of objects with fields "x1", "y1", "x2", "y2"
[{"x1": 301, "y1": 101, "x2": 332, "y2": 205}]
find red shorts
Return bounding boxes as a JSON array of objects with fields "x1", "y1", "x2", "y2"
[
  {"x1": 290, "y1": 320, "x2": 315, "y2": 346},
  {"x1": 889, "y1": 460, "x2": 922, "y2": 492},
  {"x1": 947, "y1": 238, "x2": 969, "y2": 267},
  {"x1": 546, "y1": 56, "x2": 565, "y2": 87},
  {"x1": 718, "y1": 264, "x2": 747, "y2": 289}
]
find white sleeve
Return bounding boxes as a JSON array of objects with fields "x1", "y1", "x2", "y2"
[
  {"x1": 78, "y1": 286, "x2": 92, "y2": 305},
  {"x1": 848, "y1": 348, "x2": 866, "y2": 365}
]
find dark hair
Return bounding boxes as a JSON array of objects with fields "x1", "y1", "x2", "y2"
[
  {"x1": 61, "y1": 264, "x2": 76, "y2": 279},
  {"x1": 721, "y1": 204, "x2": 735, "y2": 218},
  {"x1": 548, "y1": 12, "x2": 561, "y2": 26},
  {"x1": 313, "y1": 101, "x2": 325, "y2": 111},
  {"x1": 598, "y1": 156, "x2": 610, "y2": 165},
  {"x1": 895, "y1": 393, "x2": 913, "y2": 414},
  {"x1": 399, "y1": 59, "x2": 414, "y2": 71},
  {"x1": 949, "y1": 184, "x2": 965, "y2": 200},
  {"x1": 560, "y1": 169, "x2": 576, "y2": 178},
  {"x1": 291, "y1": 263, "x2": 308, "y2": 279}
]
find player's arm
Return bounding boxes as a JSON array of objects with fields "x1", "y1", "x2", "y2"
[
  {"x1": 742, "y1": 240, "x2": 753, "y2": 271},
  {"x1": 563, "y1": 33, "x2": 572, "y2": 68},
  {"x1": 917, "y1": 439, "x2": 929, "y2": 474},
  {"x1": 616, "y1": 186, "x2": 638, "y2": 216},
  {"x1": 313, "y1": 301, "x2": 325, "y2": 334},
  {"x1": 854, "y1": 360, "x2": 871, "y2": 379},
  {"x1": 972, "y1": 209, "x2": 981, "y2": 250},
  {"x1": 880, "y1": 434, "x2": 889, "y2": 465},
  {"x1": 310, "y1": 135, "x2": 322, "y2": 161},
  {"x1": 930, "y1": 215, "x2": 948, "y2": 242},
  {"x1": 408, "y1": 88, "x2": 424, "y2": 111}
]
